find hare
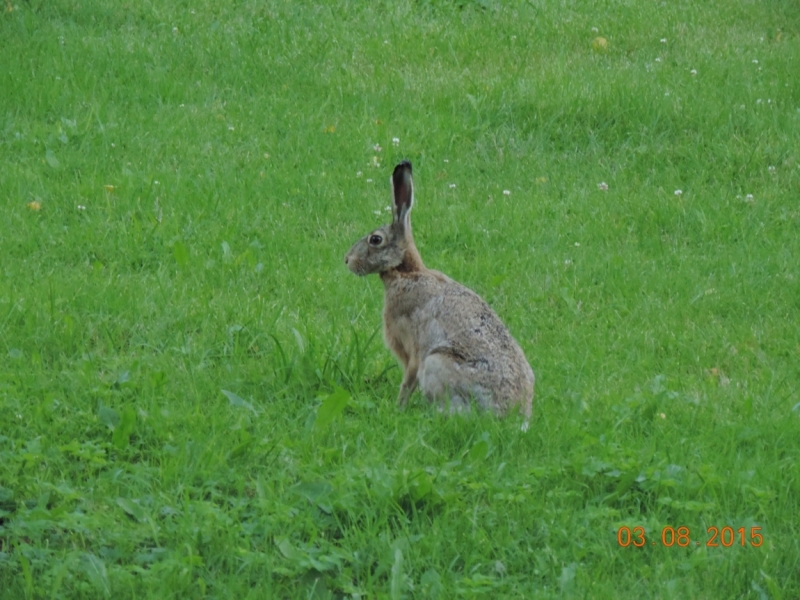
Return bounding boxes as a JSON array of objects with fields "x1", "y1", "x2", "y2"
[{"x1": 345, "y1": 160, "x2": 535, "y2": 428}]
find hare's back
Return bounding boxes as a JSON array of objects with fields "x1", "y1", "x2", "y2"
[{"x1": 426, "y1": 276, "x2": 523, "y2": 360}]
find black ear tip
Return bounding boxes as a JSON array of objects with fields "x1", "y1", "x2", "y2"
[{"x1": 393, "y1": 160, "x2": 412, "y2": 176}]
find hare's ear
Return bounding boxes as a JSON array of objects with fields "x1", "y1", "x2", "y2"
[{"x1": 391, "y1": 161, "x2": 414, "y2": 227}]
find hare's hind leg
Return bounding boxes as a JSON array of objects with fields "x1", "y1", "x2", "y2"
[{"x1": 418, "y1": 353, "x2": 485, "y2": 414}]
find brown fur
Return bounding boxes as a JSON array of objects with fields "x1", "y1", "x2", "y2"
[{"x1": 345, "y1": 161, "x2": 534, "y2": 428}]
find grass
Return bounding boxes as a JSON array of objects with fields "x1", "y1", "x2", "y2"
[{"x1": 1, "y1": 0, "x2": 799, "y2": 597}]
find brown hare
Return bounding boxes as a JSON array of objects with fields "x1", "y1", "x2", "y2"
[{"x1": 345, "y1": 161, "x2": 534, "y2": 429}]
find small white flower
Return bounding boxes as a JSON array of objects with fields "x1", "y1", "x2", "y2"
[
  {"x1": 154, "y1": 180, "x2": 160, "y2": 185},
  {"x1": 655, "y1": 57, "x2": 661, "y2": 62},
  {"x1": 745, "y1": 194, "x2": 754, "y2": 202},
  {"x1": 756, "y1": 98, "x2": 762, "y2": 104},
  {"x1": 366, "y1": 178, "x2": 373, "y2": 183},
  {"x1": 574, "y1": 242, "x2": 580, "y2": 247},
  {"x1": 591, "y1": 27, "x2": 598, "y2": 33},
  {"x1": 356, "y1": 171, "x2": 363, "y2": 177},
  {"x1": 77, "y1": 205, "x2": 86, "y2": 210},
  {"x1": 659, "y1": 413, "x2": 666, "y2": 419},
  {"x1": 564, "y1": 259, "x2": 573, "y2": 265},
  {"x1": 503, "y1": 190, "x2": 511, "y2": 196},
  {"x1": 443, "y1": 159, "x2": 449, "y2": 163},
  {"x1": 674, "y1": 189, "x2": 683, "y2": 196},
  {"x1": 373, "y1": 143, "x2": 382, "y2": 152},
  {"x1": 511, "y1": 35, "x2": 517, "y2": 41},
  {"x1": 768, "y1": 166, "x2": 776, "y2": 174},
  {"x1": 752, "y1": 59, "x2": 759, "y2": 64},
  {"x1": 172, "y1": 27, "x2": 179, "y2": 35},
  {"x1": 180, "y1": 103, "x2": 185, "y2": 107},
  {"x1": 228, "y1": 125, "x2": 235, "y2": 131},
  {"x1": 111, "y1": 143, "x2": 115, "y2": 148},
  {"x1": 660, "y1": 38, "x2": 667, "y2": 43},
  {"x1": 690, "y1": 69, "x2": 697, "y2": 76},
  {"x1": 373, "y1": 210, "x2": 381, "y2": 216},
  {"x1": 597, "y1": 182, "x2": 608, "y2": 191},
  {"x1": 665, "y1": 91, "x2": 670, "y2": 96},
  {"x1": 392, "y1": 137, "x2": 400, "y2": 146},
  {"x1": 384, "y1": 206, "x2": 392, "y2": 212},
  {"x1": 383, "y1": 40, "x2": 389, "y2": 45},
  {"x1": 449, "y1": 183, "x2": 456, "y2": 189}
]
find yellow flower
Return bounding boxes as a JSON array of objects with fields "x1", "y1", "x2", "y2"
[
  {"x1": 26, "y1": 201, "x2": 42, "y2": 211},
  {"x1": 591, "y1": 37, "x2": 608, "y2": 52},
  {"x1": 104, "y1": 184, "x2": 116, "y2": 192}
]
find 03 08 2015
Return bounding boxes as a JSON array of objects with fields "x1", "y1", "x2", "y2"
[{"x1": 617, "y1": 526, "x2": 764, "y2": 548}]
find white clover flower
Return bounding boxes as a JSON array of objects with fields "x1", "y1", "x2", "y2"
[
  {"x1": 745, "y1": 194, "x2": 754, "y2": 202},
  {"x1": 598, "y1": 182, "x2": 608, "y2": 191},
  {"x1": 564, "y1": 259, "x2": 573, "y2": 265},
  {"x1": 655, "y1": 57, "x2": 662, "y2": 62},
  {"x1": 443, "y1": 159, "x2": 449, "y2": 163},
  {"x1": 660, "y1": 38, "x2": 667, "y2": 43},
  {"x1": 384, "y1": 206, "x2": 392, "y2": 212},
  {"x1": 690, "y1": 69, "x2": 697, "y2": 76},
  {"x1": 228, "y1": 125, "x2": 235, "y2": 131},
  {"x1": 77, "y1": 205, "x2": 86, "y2": 211},
  {"x1": 768, "y1": 166, "x2": 776, "y2": 174},
  {"x1": 449, "y1": 183, "x2": 456, "y2": 189},
  {"x1": 392, "y1": 137, "x2": 399, "y2": 146},
  {"x1": 503, "y1": 190, "x2": 511, "y2": 196},
  {"x1": 373, "y1": 210, "x2": 381, "y2": 216},
  {"x1": 373, "y1": 143, "x2": 382, "y2": 152},
  {"x1": 591, "y1": 27, "x2": 598, "y2": 33},
  {"x1": 674, "y1": 189, "x2": 683, "y2": 196},
  {"x1": 366, "y1": 178, "x2": 373, "y2": 183},
  {"x1": 356, "y1": 171, "x2": 363, "y2": 177},
  {"x1": 752, "y1": 59, "x2": 759, "y2": 64},
  {"x1": 574, "y1": 242, "x2": 580, "y2": 247}
]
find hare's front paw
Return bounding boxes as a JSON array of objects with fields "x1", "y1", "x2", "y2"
[{"x1": 397, "y1": 383, "x2": 415, "y2": 409}]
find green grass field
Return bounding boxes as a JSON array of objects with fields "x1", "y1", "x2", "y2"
[{"x1": 2, "y1": 0, "x2": 800, "y2": 597}]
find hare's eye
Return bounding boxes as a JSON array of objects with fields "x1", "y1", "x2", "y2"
[{"x1": 369, "y1": 234, "x2": 383, "y2": 246}]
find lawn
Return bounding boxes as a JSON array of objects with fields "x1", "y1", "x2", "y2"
[{"x1": 1, "y1": 0, "x2": 799, "y2": 597}]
